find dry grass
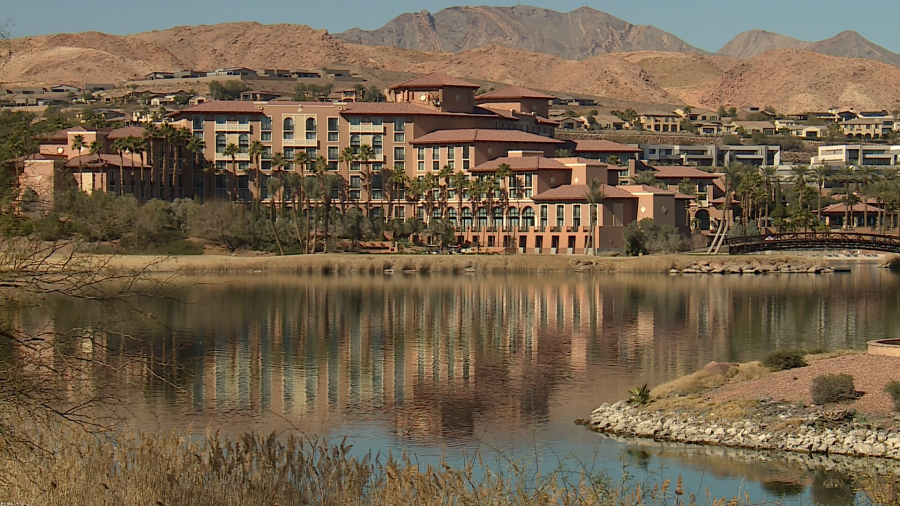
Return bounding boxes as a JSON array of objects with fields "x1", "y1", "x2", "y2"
[
  {"x1": 100, "y1": 252, "x2": 829, "y2": 276},
  {"x1": 804, "y1": 349, "x2": 862, "y2": 362},
  {"x1": 0, "y1": 426, "x2": 759, "y2": 506},
  {"x1": 650, "y1": 362, "x2": 770, "y2": 400}
]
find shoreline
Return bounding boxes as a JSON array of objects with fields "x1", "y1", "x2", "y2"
[
  {"x1": 101, "y1": 252, "x2": 883, "y2": 275},
  {"x1": 582, "y1": 353, "x2": 900, "y2": 463}
]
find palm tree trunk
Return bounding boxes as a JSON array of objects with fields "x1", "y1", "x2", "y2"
[{"x1": 270, "y1": 203, "x2": 285, "y2": 256}]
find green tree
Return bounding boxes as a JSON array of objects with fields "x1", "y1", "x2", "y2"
[
  {"x1": 265, "y1": 176, "x2": 285, "y2": 255},
  {"x1": 222, "y1": 143, "x2": 240, "y2": 201},
  {"x1": 813, "y1": 165, "x2": 831, "y2": 223},
  {"x1": 677, "y1": 178, "x2": 696, "y2": 196},
  {"x1": 70, "y1": 134, "x2": 87, "y2": 188},
  {"x1": 111, "y1": 138, "x2": 128, "y2": 196},
  {"x1": 632, "y1": 170, "x2": 664, "y2": 188},
  {"x1": 788, "y1": 165, "x2": 811, "y2": 211},
  {"x1": 248, "y1": 140, "x2": 265, "y2": 201}
]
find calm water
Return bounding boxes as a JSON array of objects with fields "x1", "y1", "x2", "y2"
[{"x1": 23, "y1": 263, "x2": 900, "y2": 504}]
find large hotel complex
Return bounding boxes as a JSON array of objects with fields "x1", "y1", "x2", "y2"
[{"x1": 17, "y1": 73, "x2": 736, "y2": 252}]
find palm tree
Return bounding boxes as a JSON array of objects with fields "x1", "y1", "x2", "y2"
[
  {"x1": 283, "y1": 172, "x2": 304, "y2": 249},
  {"x1": 857, "y1": 166, "x2": 876, "y2": 228},
  {"x1": 186, "y1": 135, "x2": 205, "y2": 198},
  {"x1": 451, "y1": 170, "x2": 469, "y2": 232},
  {"x1": 720, "y1": 162, "x2": 744, "y2": 233},
  {"x1": 357, "y1": 144, "x2": 376, "y2": 217},
  {"x1": 812, "y1": 165, "x2": 830, "y2": 224},
  {"x1": 838, "y1": 165, "x2": 856, "y2": 228},
  {"x1": 159, "y1": 123, "x2": 177, "y2": 200},
  {"x1": 631, "y1": 170, "x2": 665, "y2": 188},
  {"x1": 321, "y1": 173, "x2": 344, "y2": 252},
  {"x1": 437, "y1": 164, "x2": 454, "y2": 217},
  {"x1": 265, "y1": 176, "x2": 286, "y2": 256},
  {"x1": 70, "y1": 134, "x2": 87, "y2": 189},
  {"x1": 584, "y1": 177, "x2": 605, "y2": 255},
  {"x1": 293, "y1": 150, "x2": 309, "y2": 178},
  {"x1": 387, "y1": 168, "x2": 409, "y2": 225},
  {"x1": 88, "y1": 140, "x2": 103, "y2": 191},
  {"x1": 301, "y1": 175, "x2": 320, "y2": 254},
  {"x1": 222, "y1": 143, "x2": 240, "y2": 201},
  {"x1": 761, "y1": 166, "x2": 777, "y2": 230},
  {"x1": 248, "y1": 140, "x2": 265, "y2": 201},
  {"x1": 111, "y1": 138, "x2": 127, "y2": 196},
  {"x1": 339, "y1": 146, "x2": 356, "y2": 172},
  {"x1": 494, "y1": 163, "x2": 512, "y2": 246},
  {"x1": 788, "y1": 165, "x2": 811, "y2": 211}
]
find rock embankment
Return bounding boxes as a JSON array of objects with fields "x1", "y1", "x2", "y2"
[
  {"x1": 669, "y1": 260, "x2": 833, "y2": 275},
  {"x1": 587, "y1": 400, "x2": 900, "y2": 460}
]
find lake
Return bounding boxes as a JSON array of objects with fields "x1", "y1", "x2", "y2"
[{"x1": 25, "y1": 262, "x2": 900, "y2": 504}]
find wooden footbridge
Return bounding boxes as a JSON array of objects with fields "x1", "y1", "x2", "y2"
[{"x1": 725, "y1": 231, "x2": 900, "y2": 255}]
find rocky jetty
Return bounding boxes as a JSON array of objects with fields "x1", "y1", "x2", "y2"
[
  {"x1": 669, "y1": 260, "x2": 834, "y2": 275},
  {"x1": 586, "y1": 400, "x2": 900, "y2": 461}
]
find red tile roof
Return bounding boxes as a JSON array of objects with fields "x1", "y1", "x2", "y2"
[
  {"x1": 469, "y1": 156, "x2": 568, "y2": 172},
  {"x1": 476, "y1": 85, "x2": 554, "y2": 101},
  {"x1": 65, "y1": 154, "x2": 149, "y2": 169},
  {"x1": 674, "y1": 192, "x2": 695, "y2": 200},
  {"x1": 107, "y1": 126, "x2": 145, "y2": 139},
  {"x1": 652, "y1": 165, "x2": 720, "y2": 179},
  {"x1": 35, "y1": 129, "x2": 69, "y2": 142},
  {"x1": 619, "y1": 184, "x2": 675, "y2": 195},
  {"x1": 821, "y1": 202, "x2": 882, "y2": 214},
  {"x1": 342, "y1": 102, "x2": 456, "y2": 116},
  {"x1": 573, "y1": 139, "x2": 641, "y2": 154},
  {"x1": 532, "y1": 184, "x2": 636, "y2": 202},
  {"x1": 411, "y1": 129, "x2": 563, "y2": 145},
  {"x1": 388, "y1": 73, "x2": 480, "y2": 90},
  {"x1": 170, "y1": 101, "x2": 265, "y2": 115}
]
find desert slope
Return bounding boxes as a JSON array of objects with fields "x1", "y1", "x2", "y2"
[{"x1": 717, "y1": 30, "x2": 810, "y2": 59}]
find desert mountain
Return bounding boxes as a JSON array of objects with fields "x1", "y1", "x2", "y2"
[
  {"x1": 716, "y1": 30, "x2": 811, "y2": 59},
  {"x1": 5, "y1": 22, "x2": 900, "y2": 114},
  {"x1": 335, "y1": 5, "x2": 708, "y2": 60},
  {"x1": 719, "y1": 29, "x2": 900, "y2": 66}
]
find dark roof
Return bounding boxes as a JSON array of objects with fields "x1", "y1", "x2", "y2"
[
  {"x1": 532, "y1": 184, "x2": 636, "y2": 202},
  {"x1": 389, "y1": 73, "x2": 480, "y2": 90},
  {"x1": 652, "y1": 165, "x2": 720, "y2": 179},
  {"x1": 476, "y1": 85, "x2": 554, "y2": 101},
  {"x1": 573, "y1": 139, "x2": 641, "y2": 154},
  {"x1": 410, "y1": 129, "x2": 563, "y2": 145},
  {"x1": 35, "y1": 129, "x2": 69, "y2": 142}
]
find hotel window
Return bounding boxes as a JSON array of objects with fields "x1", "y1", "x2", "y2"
[
  {"x1": 262, "y1": 146, "x2": 272, "y2": 160},
  {"x1": 523, "y1": 173, "x2": 533, "y2": 198},
  {"x1": 215, "y1": 134, "x2": 226, "y2": 154},
  {"x1": 261, "y1": 116, "x2": 272, "y2": 131},
  {"x1": 328, "y1": 146, "x2": 338, "y2": 160},
  {"x1": 372, "y1": 174, "x2": 383, "y2": 200},
  {"x1": 327, "y1": 117, "x2": 339, "y2": 142},
  {"x1": 215, "y1": 115, "x2": 226, "y2": 125},
  {"x1": 306, "y1": 147, "x2": 316, "y2": 161},
  {"x1": 283, "y1": 148, "x2": 294, "y2": 164},
  {"x1": 349, "y1": 116, "x2": 361, "y2": 126},
  {"x1": 238, "y1": 115, "x2": 249, "y2": 125},
  {"x1": 373, "y1": 117, "x2": 383, "y2": 126},
  {"x1": 433, "y1": 161, "x2": 439, "y2": 171},
  {"x1": 540, "y1": 205, "x2": 548, "y2": 228},
  {"x1": 393, "y1": 118, "x2": 405, "y2": 143},
  {"x1": 239, "y1": 134, "x2": 249, "y2": 153},
  {"x1": 261, "y1": 131, "x2": 272, "y2": 142},
  {"x1": 394, "y1": 147, "x2": 405, "y2": 161},
  {"x1": 192, "y1": 116, "x2": 204, "y2": 130},
  {"x1": 239, "y1": 161, "x2": 250, "y2": 171},
  {"x1": 262, "y1": 161, "x2": 271, "y2": 171},
  {"x1": 418, "y1": 161, "x2": 425, "y2": 171},
  {"x1": 305, "y1": 117, "x2": 316, "y2": 140},
  {"x1": 394, "y1": 162, "x2": 404, "y2": 173},
  {"x1": 447, "y1": 161, "x2": 454, "y2": 170},
  {"x1": 394, "y1": 207, "x2": 405, "y2": 219},
  {"x1": 329, "y1": 162, "x2": 338, "y2": 171},
  {"x1": 447, "y1": 146, "x2": 455, "y2": 160},
  {"x1": 373, "y1": 135, "x2": 383, "y2": 155},
  {"x1": 283, "y1": 117, "x2": 294, "y2": 140},
  {"x1": 350, "y1": 176, "x2": 361, "y2": 200},
  {"x1": 351, "y1": 135, "x2": 361, "y2": 154},
  {"x1": 573, "y1": 205, "x2": 581, "y2": 228},
  {"x1": 417, "y1": 147, "x2": 425, "y2": 161},
  {"x1": 351, "y1": 162, "x2": 360, "y2": 171}
]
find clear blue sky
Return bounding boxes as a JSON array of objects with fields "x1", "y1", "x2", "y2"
[{"x1": 5, "y1": 0, "x2": 899, "y2": 53}]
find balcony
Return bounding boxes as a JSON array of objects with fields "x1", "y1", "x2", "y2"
[
  {"x1": 349, "y1": 124, "x2": 385, "y2": 133},
  {"x1": 214, "y1": 123, "x2": 251, "y2": 132},
  {"x1": 215, "y1": 152, "x2": 251, "y2": 161},
  {"x1": 282, "y1": 138, "x2": 319, "y2": 148}
]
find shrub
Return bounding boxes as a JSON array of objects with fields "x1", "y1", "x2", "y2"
[
  {"x1": 884, "y1": 381, "x2": 900, "y2": 411},
  {"x1": 810, "y1": 374, "x2": 857, "y2": 405},
  {"x1": 761, "y1": 350, "x2": 807, "y2": 371},
  {"x1": 627, "y1": 384, "x2": 651, "y2": 406}
]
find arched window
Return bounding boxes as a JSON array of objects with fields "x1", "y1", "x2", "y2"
[
  {"x1": 447, "y1": 207, "x2": 457, "y2": 225},
  {"x1": 238, "y1": 134, "x2": 249, "y2": 153},
  {"x1": 522, "y1": 207, "x2": 535, "y2": 228},
  {"x1": 306, "y1": 117, "x2": 316, "y2": 130},
  {"x1": 372, "y1": 135, "x2": 382, "y2": 155},
  {"x1": 216, "y1": 134, "x2": 226, "y2": 154},
  {"x1": 508, "y1": 207, "x2": 520, "y2": 228},
  {"x1": 462, "y1": 207, "x2": 473, "y2": 229},
  {"x1": 283, "y1": 117, "x2": 294, "y2": 140},
  {"x1": 351, "y1": 135, "x2": 361, "y2": 154}
]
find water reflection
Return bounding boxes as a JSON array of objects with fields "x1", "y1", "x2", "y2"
[{"x1": 12, "y1": 266, "x2": 900, "y2": 503}]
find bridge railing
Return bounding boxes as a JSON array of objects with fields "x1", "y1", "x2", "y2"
[{"x1": 726, "y1": 231, "x2": 900, "y2": 254}]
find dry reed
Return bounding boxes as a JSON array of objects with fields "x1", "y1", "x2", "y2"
[{"x1": 0, "y1": 426, "x2": 759, "y2": 506}]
